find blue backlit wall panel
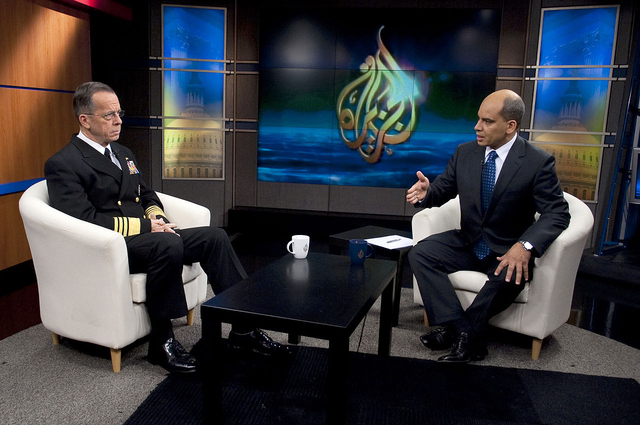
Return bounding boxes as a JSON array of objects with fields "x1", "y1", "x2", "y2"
[
  {"x1": 530, "y1": 6, "x2": 619, "y2": 202},
  {"x1": 161, "y1": 5, "x2": 226, "y2": 180}
]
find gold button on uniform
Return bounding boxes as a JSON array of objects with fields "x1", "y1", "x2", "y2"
[
  {"x1": 135, "y1": 197, "x2": 140, "y2": 202},
  {"x1": 117, "y1": 200, "x2": 122, "y2": 206}
]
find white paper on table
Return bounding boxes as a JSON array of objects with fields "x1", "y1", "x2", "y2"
[{"x1": 365, "y1": 235, "x2": 413, "y2": 250}]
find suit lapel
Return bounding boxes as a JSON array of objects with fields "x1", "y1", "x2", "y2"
[
  {"x1": 472, "y1": 145, "x2": 485, "y2": 217},
  {"x1": 487, "y1": 136, "x2": 525, "y2": 214},
  {"x1": 71, "y1": 137, "x2": 122, "y2": 183}
]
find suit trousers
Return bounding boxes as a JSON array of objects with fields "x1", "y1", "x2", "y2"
[
  {"x1": 126, "y1": 227, "x2": 248, "y2": 320},
  {"x1": 408, "y1": 230, "x2": 529, "y2": 337}
]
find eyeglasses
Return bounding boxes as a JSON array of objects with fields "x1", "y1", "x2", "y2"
[{"x1": 83, "y1": 110, "x2": 125, "y2": 121}]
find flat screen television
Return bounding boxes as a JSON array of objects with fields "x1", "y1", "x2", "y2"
[{"x1": 257, "y1": 8, "x2": 501, "y2": 189}]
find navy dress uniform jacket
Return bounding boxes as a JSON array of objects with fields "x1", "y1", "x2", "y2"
[{"x1": 45, "y1": 135, "x2": 167, "y2": 237}]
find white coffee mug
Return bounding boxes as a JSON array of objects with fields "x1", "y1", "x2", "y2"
[{"x1": 287, "y1": 235, "x2": 310, "y2": 259}]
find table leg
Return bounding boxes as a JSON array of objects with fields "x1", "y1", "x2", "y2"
[
  {"x1": 392, "y1": 254, "x2": 404, "y2": 326},
  {"x1": 288, "y1": 333, "x2": 301, "y2": 344},
  {"x1": 201, "y1": 317, "x2": 223, "y2": 423},
  {"x1": 378, "y1": 275, "x2": 394, "y2": 357},
  {"x1": 327, "y1": 337, "x2": 349, "y2": 425}
]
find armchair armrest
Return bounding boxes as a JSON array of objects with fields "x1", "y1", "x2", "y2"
[
  {"x1": 522, "y1": 193, "x2": 593, "y2": 336},
  {"x1": 412, "y1": 196, "x2": 461, "y2": 244},
  {"x1": 157, "y1": 192, "x2": 210, "y2": 229}
]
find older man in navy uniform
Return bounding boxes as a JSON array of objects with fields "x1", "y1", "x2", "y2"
[{"x1": 45, "y1": 82, "x2": 288, "y2": 373}]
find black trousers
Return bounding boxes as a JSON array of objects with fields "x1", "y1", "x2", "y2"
[
  {"x1": 408, "y1": 230, "x2": 529, "y2": 337},
  {"x1": 126, "y1": 227, "x2": 247, "y2": 321}
]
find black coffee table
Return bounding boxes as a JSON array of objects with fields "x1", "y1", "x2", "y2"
[
  {"x1": 329, "y1": 225, "x2": 412, "y2": 326},
  {"x1": 200, "y1": 252, "x2": 397, "y2": 424}
]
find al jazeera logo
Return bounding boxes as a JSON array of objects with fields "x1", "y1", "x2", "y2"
[{"x1": 336, "y1": 26, "x2": 425, "y2": 164}]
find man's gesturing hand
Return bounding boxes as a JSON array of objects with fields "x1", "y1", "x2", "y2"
[{"x1": 406, "y1": 171, "x2": 430, "y2": 204}]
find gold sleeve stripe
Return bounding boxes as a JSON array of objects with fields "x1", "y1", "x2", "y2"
[
  {"x1": 145, "y1": 205, "x2": 166, "y2": 219},
  {"x1": 128, "y1": 218, "x2": 141, "y2": 236},
  {"x1": 112, "y1": 217, "x2": 141, "y2": 237}
]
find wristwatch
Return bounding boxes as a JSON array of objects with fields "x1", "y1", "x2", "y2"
[{"x1": 519, "y1": 241, "x2": 533, "y2": 251}]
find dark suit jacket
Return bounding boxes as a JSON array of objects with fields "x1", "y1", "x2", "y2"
[
  {"x1": 418, "y1": 136, "x2": 570, "y2": 257},
  {"x1": 45, "y1": 135, "x2": 166, "y2": 237}
]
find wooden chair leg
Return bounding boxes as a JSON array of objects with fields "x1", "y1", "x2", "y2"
[
  {"x1": 531, "y1": 338, "x2": 543, "y2": 360},
  {"x1": 187, "y1": 308, "x2": 195, "y2": 326},
  {"x1": 52, "y1": 333, "x2": 60, "y2": 345},
  {"x1": 423, "y1": 310, "x2": 430, "y2": 327},
  {"x1": 110, "y1": 348, "x2": 122, "y2": 373}
]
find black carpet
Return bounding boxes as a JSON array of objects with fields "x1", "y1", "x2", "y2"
[{"x1": 125, "y1": 345, "x2": 640, "y2": 425}]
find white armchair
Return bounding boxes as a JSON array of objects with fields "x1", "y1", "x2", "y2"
[
  {"x1": 411, "y1": 192, "x2": 593, "y2": 359},
  {"x1": 19, "y1": 180, "x2": 209, "y2": 372}
]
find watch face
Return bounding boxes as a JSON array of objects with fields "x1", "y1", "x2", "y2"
[{"x1": 522, "y1": 241, "x2": 533, "y2": 251}]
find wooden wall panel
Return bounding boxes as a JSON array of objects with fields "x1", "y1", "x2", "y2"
[
  {"x1": 0, "y1": 193, "x2": 31, "y2": 270},
  {"x1": 0, "y1": 0, "x2": 91, "y2": 271},
  {"x1": 0, "y1": 0, "x2": 91, "y2": 90},
  {"x1": 0, "y1": 89, "x2": 77, "y2": 184}
]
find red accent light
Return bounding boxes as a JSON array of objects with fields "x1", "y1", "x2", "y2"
[{"x1": 61, "y1": 0, "x2": 132, "y2": 21}]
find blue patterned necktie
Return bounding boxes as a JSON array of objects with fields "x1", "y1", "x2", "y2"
[{"x1": 473, "y1": 151, "x2": 498, "y2": 259}]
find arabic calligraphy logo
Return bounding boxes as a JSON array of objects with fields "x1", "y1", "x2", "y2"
[{"x1": 336, "y1": 26, "x2": 422, "y2": 164}]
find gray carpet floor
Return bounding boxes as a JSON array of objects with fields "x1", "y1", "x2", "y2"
[{"x1": 1, "y1": 287, "x2": 639, "y2": 425}]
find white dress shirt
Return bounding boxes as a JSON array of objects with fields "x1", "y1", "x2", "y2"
[{"x1": 77, "y1": 131, "x2": 122, "y2": 170}]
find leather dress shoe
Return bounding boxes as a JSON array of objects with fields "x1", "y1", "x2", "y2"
[
  {"x1": 419, "y1": 326, "x2": 455, "y2": 351},
  {"x1": 228, "y1": 329, "x2": 292, "y2": 357},
  {"x1": 437, "y1": 331, "x2": 487, "y2": 363},
  {"x1": 148, "y1": 337, "x2": 197, "y2": 373}
]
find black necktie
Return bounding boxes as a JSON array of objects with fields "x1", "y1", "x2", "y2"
[{"x1": 105, "y1": 147, "x2": 120, "y2": 169}]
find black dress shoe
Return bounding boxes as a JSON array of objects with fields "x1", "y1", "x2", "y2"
[
  {"x1": 148, "y1": 337, "x2": 197, "y2": 373},
  {"x1": 437, "y1": 332, "x2": 487, "y2": 363},
  {"x1": 228, "y1": 329, "x2": 292, "y2": 357},
  {"x1": 420, "y1": 326, "x2": 455, "y2": 351}
]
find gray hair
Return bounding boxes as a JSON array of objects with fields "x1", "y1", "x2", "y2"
[
  {"x1": 73, "y1": 82, "x2": 115, "y2": 118},
  {"x1": 499, "y1": 93, "x2": 525, "y2": 128}
]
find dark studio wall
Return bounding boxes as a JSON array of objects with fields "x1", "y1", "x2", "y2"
[
  {"x1": 93, "y1": 0, "x2": 522, "y2": 226},
  {"x1": 89, "y1": 0, "x2": 638, "y2": 252},
  {"x1": 1, "y1": 0, "x2": 636, "y2": 273},
  {"x1": 0, "y1": 0, "x2": 637, "y2": 341}
]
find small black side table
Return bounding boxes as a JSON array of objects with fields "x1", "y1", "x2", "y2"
[
  {"x1": 329, "y1": 225, "x2": 412, "y2": 326},
  {"x1": 200, "y1": 253, "x2": 396, "y2": 424}
]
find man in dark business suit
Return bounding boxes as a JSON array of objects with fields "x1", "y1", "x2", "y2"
[
  {"x1": 406, "y1": 89, "x2": 570, "y2": 363},
  {"x1": 45, "y1": 82, "x2": 289, "y2": 373}
]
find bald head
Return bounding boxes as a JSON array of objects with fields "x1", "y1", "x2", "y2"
[
  {"x1": 474, "y1": 89, "x2": 525, "y2": 149},
  {"x1": 485, "y1": 89, "x2": 525, "y2": 128}
]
